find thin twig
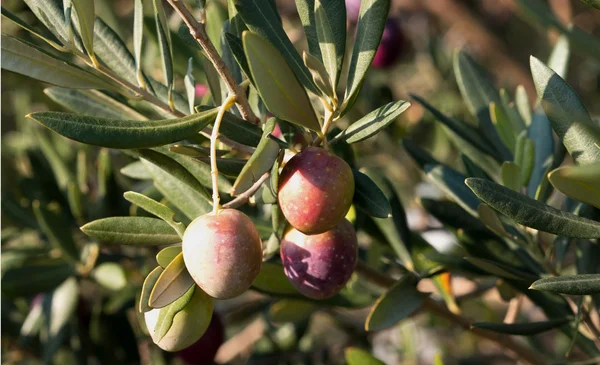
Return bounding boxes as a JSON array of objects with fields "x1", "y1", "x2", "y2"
[
  {"x1": 223, "y1": 171, "x2": 271, "y2": 209},
  {"x1": 355, "y1": 262, "x2": 547, "y2": 365},
  {"x1": 211, "y1": 95, "x2": 238, "y2": 214},
  {"x1": 166, "y1": 0, "x2": 260, "y2": 125}
]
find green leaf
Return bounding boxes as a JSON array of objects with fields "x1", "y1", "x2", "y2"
[
  {"x1": 124, "y1": 191, "x2": 186, "y2": 237},
  {"x1": 530, "y1": 274, "x2": 600, "y2": 295},
  {"x1": 242, "y1": 31, "x2": 320, "y2": 131},
  {"x1": 71, "y1": 0, "x2": 97, "y2": 64},
  {"x1": 442, "y1": 126, "x2": 501, "y2": 182},
  {"x1": 580, "y1": 0, "x2": 600, "y2": 10},
  {"x1": 549, "y1": 164, "x2": 600, "y2": 208},
  {"x1": 1, "y1": 34, "x2": 111, "y2": 89},
  {"x1": 333, "y1": 101, "x2": 410, "y2": 144},
  {"x1": 196, "y1": 105, "x2": 263, "y2": 147},
  {"x1": 303, "y1": 51, "x2": 335, "y2": 99},
  {"x1": 43, "y1": 276, "x2": 79, "y2": 360},
  {"x1": 140, "y1": 266, "x2": 164, "y2": 313},
  {"x1": 235, "y1": 0, "x2": 317, "y2": 94},
  {"x1": 44, "y1": 87, "x2": 146, "y2": 120},
  {"x1": 515, "y1": 85, "x2": 531, "y2": 126},
  {"x1": 2, "y1": 260, "x2": 75, "y2": 297},
  {"x1": 141, "y1": 155, "x2": 212, "y2": 221},
  {"x1": 314, "y1": 0, "x2": 337, "y2": 88},
  {"x1": 150, "y1": 253, "x2": 195, "y2": 308},
  {"x1": 224, "y1": 33, "x2": 253, "y2": 83},
  {"x1": 252, "y1": 262, "x2": 299, "y2": 295},
  {"x1": 490, "y1": 102, "x2": 516, "y2": 153},
  {"x1": 1, "y1": 6, "x2": 65, "y2": 51},
  {"x1": 295, "y1": 0, "x2": 320, "y2": 60},
  {"x1": 23, "y1": 0, "x2": 75, "y2": 46},
  {"x1": 464, "y1": 257, "x2": 537, "y2": 282},
  {"x1": 32, "y1": 201, "x2": 79, "y2": 261},
  {"x1": 453, "y1": 51, "x2": 512, "y2": 161},
  {"x1": 92, "y1": 262, "x2": 127, "y2": 291},
  {"x1": 133, "y1": 0, "x2": 145, "y2": 87},
  {"x1": 120, "y1": 161, "x2": 152, "y2": 180},
  {"x1": 425, "y1": 165, "x2": 480, "y2": 217},
  {"x1": 232, "y1": 117, "x2": 280, "y2": 195},
  {"x1": 352, "y1": 170, "x2": 391, "y2": 218},
  {"x1": 196, "y1": 157, "x2": 246, "y2": 178},
  {"x1": 184, "y1": 58, "x2": 195, "y2": 114},
  {"x1": 501, "y1": 162, "x2": 521, "y2": 192},
  {"x1": 343, "y1": 0, "x2": 390, "y2": 113},
  {"x1": 153, "y1": 0, "x2": 174, "y2": 106},
  {"x1": 477, "y1": 203, "x2": 506, "y2": 235},
  {"x1": 472, "y1": 318, "x2": 570, "y2": 335},
  {"x1": 80, "y1": 217, "x2": 181, "y2": 245},
  {"x1": 268, "y1": 299, "x2": 315, "y2": 323},
  {"x1": 365, "y1": 275, "x2": 424, "y2": 331},
  {"x1": 27, "y1": 107, "x2": 218, "y2": 149},
  {"x1": 548, "y1": 35, "x2": 570, "y2": 79},
  {"x1": 465, "y1": 178, "x2": 600, "y2": 239},
  {"x1": 156, "y1": 246, "x2": 182, "y2": 268},
  {"x1": 33, "y1": 128, "x2": 72, "y2": 191},
  {"x1": 345, "y1": 348, "x2": 386, "y2": 365},
  {"x1": 531, "y1": 56, "x2": 600, "y2": 165},
  {"x1": 221, "y1": 21, "x2": 244, "y2": 86}
]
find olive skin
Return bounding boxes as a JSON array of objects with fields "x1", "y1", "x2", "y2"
[
  {"x1": 182, "y1": 209, "x2": 263, "y2": 299},
  {"x1": 280, "y1": 219, "x2": 358, "y2": 299},
  {"x1": 178, "y1": 312, "x2": 225, "y2": 365},
  {"x1": 278, "y1": 147, "x2": 354, "y2": 235},
  {"x1": 372, "y1": 19, "x2": 406, "y2": 69}
]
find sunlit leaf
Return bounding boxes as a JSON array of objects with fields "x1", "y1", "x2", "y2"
[
  {"x1": 333, "y1": 101, "x2": 410, "y2": 144},
  {"x1": 549, "y1": 164, "x2": 600, "y2": 209},
  {"x1": 365, "y1": 275, "x2": 424, "y2": 331},
  {"x1": 530, "y1": 274, "x2": 600, "y2": 295},
  {"x1": 345, "y1": 347, "x2": 386, "y2": 365},
  {"x1": 150, "y1": 253, "x2": 195, "y2": 308},
  {"x1": 81, "y1": 217, "x2": 181, "y2": 245},
  {"x1": 472, "y1": 318, "x2": 570, "y2": 335}
]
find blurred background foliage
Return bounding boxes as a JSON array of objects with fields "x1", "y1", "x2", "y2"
[{"x1": 1, "y1": 0, "x2": 599, "y2": 364}]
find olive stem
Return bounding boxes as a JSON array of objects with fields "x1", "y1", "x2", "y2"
[
  {"x1": 212, "y1": 95, "x2": 238, "y2": 214},
  {"x1": 166, "y1": 0, "x2": 260, "y2": 125},
  {"x1": 223, "y1": 171, "x2": 271, "y2": 210},
  {"x1": 354, "y1": 261, "x2": 547, "y2": 365}
]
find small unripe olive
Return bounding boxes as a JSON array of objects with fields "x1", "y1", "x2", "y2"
[
  {"x1": 278, "y1": 147, "x2": 354, "y2": 235},
  {"x1": 280, "y1": 219, "x2": 358, "y2": 299},
  {"x1": 177, "y1": 312, "x2": 224, "y2": 365},
  {"x1": 182, "y1": 209, "x2": 263, "y2": 299}
]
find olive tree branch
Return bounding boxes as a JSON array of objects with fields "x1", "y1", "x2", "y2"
[
  {"x1": 166, "y1": 0, "x2": 260, "y2": 125},
  {"x1": 355, "y1": 261, "x2": 547, "y2": 365},
  {"x1": 212, "y1": 94, "x2": 238, "y2": 214},
  {"x1": 223, "y1": 171, "x2": 271, "y2": 209}
]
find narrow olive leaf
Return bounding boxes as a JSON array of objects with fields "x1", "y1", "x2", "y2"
[
  {"x1": 530, "y1": 274, "x2": 600, "y2": 295},
  {"x1": 580, "y1": 0, "x2": 600, "y2": 10},
  {"x1": 224, "y1": 33, "x2": 253, "y2": 83},
  {"x1": 527, "y1": 111, "x2": 554, "y2": 198},
  {"x1": 156, "y1": 246, "x2": 183, "y2": 268},
  {"x1": 343, "y1": 0, "x2": 390, "y2": 113},
  {"x1": 137, "y1": 149, "x2": 211, "y2": 202},
  {"x1": 92, "y1": 262, "x2": 127, "y2": 291},
  {"x1": 425, "y1": 165, "x2": 480, "y2": 217},
  {"x1": 314, "y1": 0, "x2": 337, "y2": 87},
  {"x1": 66, "y1": 182, "x2": 84, "y2": 224},
  {"x1": 501, "y1": 162, "x2": 522, "y2": 192},
  {"x1": 531, "y1": 57, "x2": 600, "y2": 165},
  {"x1": 472, "y1": 318, "x2": 570, "y2": 336},
  {"x1": 140, "y1": 267, "x2": 163, "y2": 313},
  {"x1": 71, "y1": 0, "x2": 97, "y2": 64},
  {"x1": 196, "y1": 105, "x2": 263, "y2": 147},
  {"x1": 80, "y1": 217, "x2": 181, "y2": 245},
  {"x1": 44, "y1": 88, "x2": 146, "y2": 120},
  {"x1": 411, "y1": 95, "x2": 498, "y2": 158},
  {"x1": 2, "y1": 260, "x2": 75, "y2": 297},
  {"x1": 373, "y1": 212, "x2": 414, "y2": 270},
  {"x1": 295, "y1": 0, "x2": 320, "y2": 60},
  {"x1": 149, "y1": 253, "x2": 194, "y2": 308},
  {"x1": 549, "y1": 164, "x2": 600, "y2": 208},
  {"x1": 333, "y1": 101, "x2": 410, "y2": 144},
  {"x1": 464, "y1": 257, "x2": 537, "y2": 282},
  {"x1": 221, "y1": 21, "x2": 243, "y2": 86},
  {"x1": 45, "y1": 276, "x2": 79, "y2": 340},
  {"x1": 1, "y1": 35, "x2": 111, "y2": 89},
  {"x1": 27, "y1": 107, "x2": 218, "y2": 149},
  {"x1": 352, "y1": 170, "x2": 392, "y2": 218},
  {"x1": 232, "y1": 117, "x2": 280, "y2": 195},
  {"x1": 1, "y1": 6, "x2": 65, "y2": 51},
  {"x1": 23, "y1": 0, "x2": 74, "y2": 45},
  {"x1": 235, "y1": 0, "x2": 317, "y2": 94},
  {"x1": 33, "y1": 128, "x2": 72, "y2": 190},
  {"x1": 499, "y1": 89, "x2": 526, "y2": 135},
  {"x1": 242, "y1": 31, "x2": 320, "y2": 131},
  {"x1": 252, "y1": 262, "x2": 299, "y2": 295},
  {"x1": 548, "y1": 35, "x2": 570, "y2": 80},
  {"x1": 365, "y1": 275, "x2": 424, "y2": 331},
  {"x1": 465, "y1": 178, "x2": 600, "y2": 239},
  {"x1": 454, "y1": 51, "x2": 512, "y2": 161},
  {"x1": 303, "y1": 51, "x2": 335, "y2": 99},
  {"x1": 169, "y1": 145, "x2": 216, "y2": 158},
  {"x1": 133, "y1": 0, "x2": 145, "y2": 87},
  {"x1": 153, "y1": 0, "x2": 174, "y2": 106},
  {"x1": 515, "y1": 85, "x2": 531, "y2": 126},
  {"x1": 184, "y1": 58, "x2": 195, "y2": 114},
  {"x1": 268, "y1": 299, "x2": 315, "y2": 324},
  {"x1": 490, "y1": 102, "x2": 516, "y2": 153},
  {"x1": 477, "y1": 203, "x2": 506, "y2": 235},
  {"x1": 402, "y1": 139, "x2": 440, "y2": 169},
  {"x1": 124, "y1": 191, "x2": 186, "y2": 238},
  {"x1": 345, "y1": 348, "x2": 386, "y2": 365},
  {"x1": 32, "y1": 201, "x2": 79, "y2": 261},
  {"x1": 141, "y1": 157, "x2": 212, "y2": 220},
  {"x1": 205, "y1": 1, "x2": 227, "y2": 55},
  {"x1": 520, "y1": 139, "x2": 535, "y2": 186},
  {"x1": 120, "y1": 161, "x2": 152, "y2": 180}
]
